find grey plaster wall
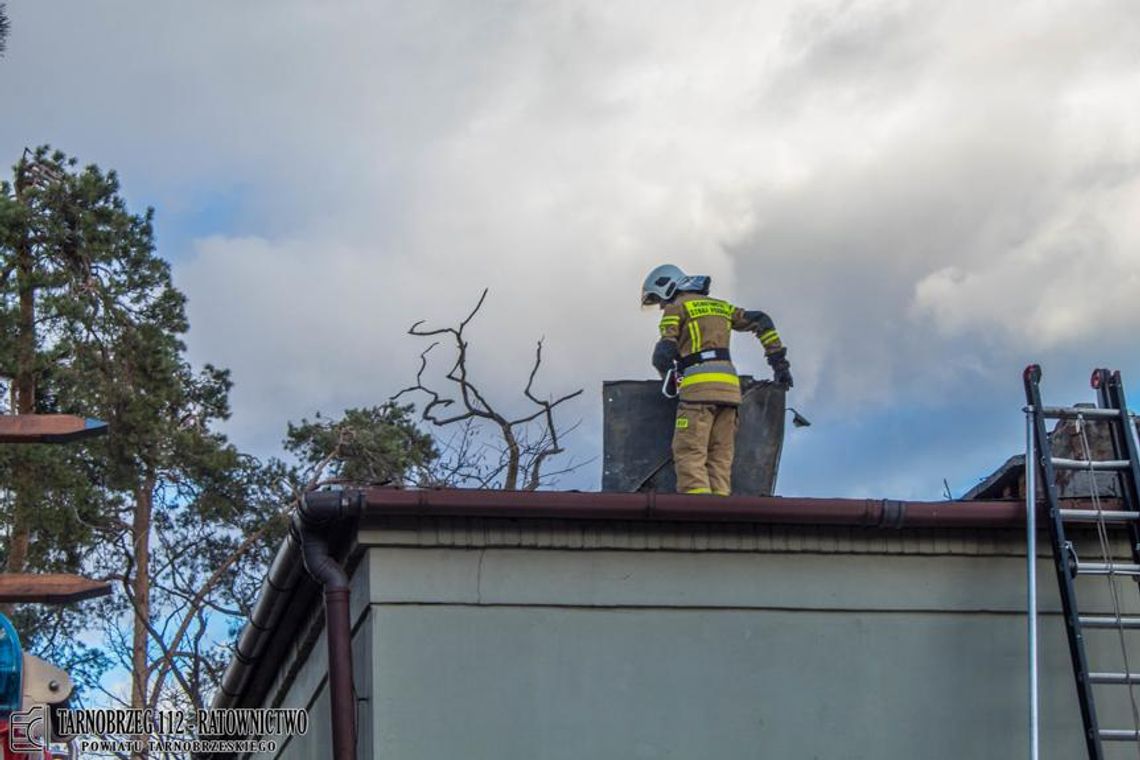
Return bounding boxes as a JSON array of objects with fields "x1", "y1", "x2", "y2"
[
  {"x1": 371, "y1": 606, "x2": 1058, "y2": 759},
  {"x1": 262, "y1": 521, "x2": 1140, "y2": 759}
]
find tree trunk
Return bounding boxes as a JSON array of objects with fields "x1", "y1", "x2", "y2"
[
  {"x1": 502, "y1": 424, "x2": 520, "y2": 490},
  {"x1": 6, "y1": 167, "x2": 35, "y2": 576},
  {"x1": 131, "y1": 475, "x2": 154, "y2": 759}
]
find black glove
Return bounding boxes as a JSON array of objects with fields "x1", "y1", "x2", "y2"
[
  {"x1": 652, "y1": 339, "x2": 679, "y2": 375},
  {"x1": 766, "y1": 348, "x2": 793, "y2": 389},
  {"x1": 772, "y1": 361, "x2": 793, "y2": 389}
]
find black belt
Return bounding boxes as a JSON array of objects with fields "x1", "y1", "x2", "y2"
[{"x1": 676, "y1": 348, "x2": 731, "y2": 371}]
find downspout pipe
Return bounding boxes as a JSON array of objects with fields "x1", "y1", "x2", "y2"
[{"x1": 293, "y1": 489, "x2": 364, "y2": 760}]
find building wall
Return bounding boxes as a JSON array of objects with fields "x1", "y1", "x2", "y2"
[{"x1": 260, "y1": 518, "x2": 1140, "y2": 760}]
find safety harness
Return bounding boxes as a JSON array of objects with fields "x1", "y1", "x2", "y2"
[{"x1": 676, "y1": 348, "x2": 731, "y2": 371}]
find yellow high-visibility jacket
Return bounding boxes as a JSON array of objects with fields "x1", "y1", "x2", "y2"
[{"x1": 654, "y1": 292, "x2": 786, "y2": 405}]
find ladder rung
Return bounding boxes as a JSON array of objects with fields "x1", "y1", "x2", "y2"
[
  {"x1": 1080, "y1": 616, "x2": 1140, "y2": 629},
  {"x1": 1090, "y1": 672, "x2": 1140, "y2": 685},
  {"x1": 1060, "y1": 509, "x2": 1140, "y2": 523},
  {"x1": 1042, "y1": 406, "x2": 1128, "y2": 421},
  {"x1": 1076, "y1": 562, "x2": 1140, "y2": 576},
  {"x1": 1051, "y1": 458, "x2": 1132, "y2": 471},
  {"x1": 1099, "y1": 729, "x2": 1140, "y2": 741}
]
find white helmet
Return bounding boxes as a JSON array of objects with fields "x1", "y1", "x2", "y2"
[{"x1": 641, "y1": 264, "x2": 686, "y2": 306}]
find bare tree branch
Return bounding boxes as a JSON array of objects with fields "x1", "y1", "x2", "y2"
[
  {"x1": 116, "y1": 565, "x2": 196, "y2": 705},
  {"x1": 146, "y1": 442, "x2": 345, "y2": 709},
  {"x1": 396, "y1": 290, "x2": 584, "y2": 490}
]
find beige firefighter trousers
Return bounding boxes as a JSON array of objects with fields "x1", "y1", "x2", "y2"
[{"x1": 672, "y1": 402, "x2": 738, "y2": 495}]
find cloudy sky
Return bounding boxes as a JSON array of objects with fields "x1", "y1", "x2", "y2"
[{"x1": 2, "y1": 0, "x2": 1138, "y2": 499}]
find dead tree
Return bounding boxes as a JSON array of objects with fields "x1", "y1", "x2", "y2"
[{"x1": 395, "y1": 289, "x2": 583, "y2": 490}]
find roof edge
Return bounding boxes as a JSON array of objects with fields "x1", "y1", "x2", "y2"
[{"x1": 357, "y1": 487, "x2": 1033, "y2": 529}]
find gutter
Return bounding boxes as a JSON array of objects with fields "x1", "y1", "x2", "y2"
[
  {"x1": 216, "y1": 534, "x2": 305, "y2": 707},
  {"x1": 292, "y1": 490, "x2": 363, "y2": 760},
  {"x1": 355, "y1": 487, "x2": 1039, "y2": 529},
  {"x1": 211, "y1": 490, "x2": 362, "y2": 760}
]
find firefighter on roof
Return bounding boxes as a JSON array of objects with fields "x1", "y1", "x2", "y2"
[{"x1": 642, "y1": 264, "x2": 792, "y2": 495}]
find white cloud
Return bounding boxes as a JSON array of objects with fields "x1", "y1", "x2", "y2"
[{"x1": 4, "y1": 0, "x2": 1140, "y2": 493}]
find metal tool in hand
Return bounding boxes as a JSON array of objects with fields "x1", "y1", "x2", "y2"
[{"x1": 661, "y1": 361, "x2": 680, "y2": 398}]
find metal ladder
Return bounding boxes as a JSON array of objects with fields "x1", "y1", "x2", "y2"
[{"x1": 1024, "y1": 365, "x2": 1140, "y2": 758}]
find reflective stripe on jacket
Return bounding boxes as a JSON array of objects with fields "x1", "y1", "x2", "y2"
[
  {"x1": 655, "y1": 292, "x2": 786, "y2": 405},
  {"x1": 658, "y1": 293, "x2": 740, "y2": 404}
]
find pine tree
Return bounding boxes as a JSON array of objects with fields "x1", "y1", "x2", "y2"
[
  {"x1": 1, "y1": 147, "x2": 449, "y2": 724},
  {"x1": 0, "y1": 147, "x2": 118, "y2": 580}
]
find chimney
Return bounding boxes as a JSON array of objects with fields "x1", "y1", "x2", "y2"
[{"x1": 601, "y1": 377, "x2": 786, "y2": 495}]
